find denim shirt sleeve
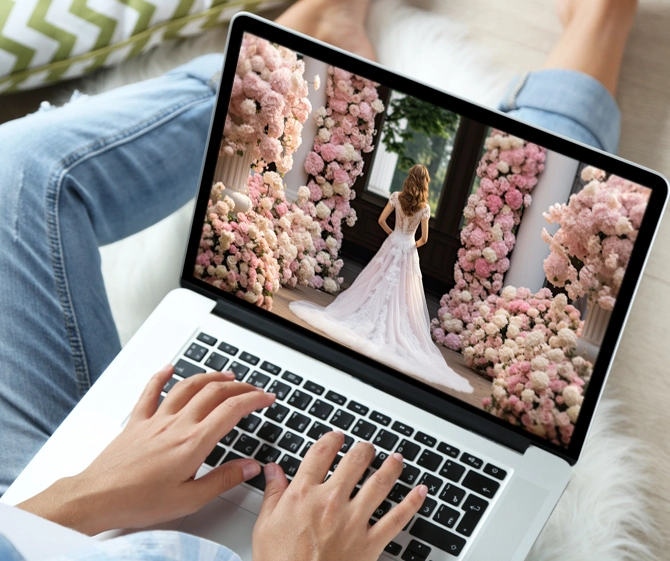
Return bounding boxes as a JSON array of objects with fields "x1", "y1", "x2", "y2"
[{"x1": 44, "y1": 531, "x2": 242, "y2": 561}]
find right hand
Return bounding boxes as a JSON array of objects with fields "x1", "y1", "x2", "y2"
[{"x1": 252, "y1": 431, "x2": 427, "y2": 561}]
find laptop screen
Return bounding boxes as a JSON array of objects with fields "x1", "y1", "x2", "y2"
[{"x1": 191, "y1": 29, "x2": 654, "y2": 451}]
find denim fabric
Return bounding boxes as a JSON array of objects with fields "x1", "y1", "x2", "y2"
[{"x1": 499, "y1": 68, "x2": 621, "y2": 154}]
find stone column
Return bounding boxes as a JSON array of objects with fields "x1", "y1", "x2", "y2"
[{"x1": 503, "y1": 150, "x2": 579, "y2": 292}]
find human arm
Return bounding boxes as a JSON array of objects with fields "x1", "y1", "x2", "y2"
[
  {"x1": 378, "y1": 201, "x2": 394, "y2": 235},
  {"x1": 415, "y1": 215, "x2": 430, "y2": 248},
  {"x1": 253, "y1": 432, "x2": 427, "y2": 561},
  {"x1": 17, "y1": 365, "x2": 274, "y2": 536}
]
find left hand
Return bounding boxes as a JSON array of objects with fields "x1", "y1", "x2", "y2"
[{"x1": 18, "y1": 365, "x2": 276, "y2": 535}]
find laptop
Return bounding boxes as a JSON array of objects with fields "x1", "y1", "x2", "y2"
[{"x1": 3, "y1": 12, "x2": 668, "y2": 561}]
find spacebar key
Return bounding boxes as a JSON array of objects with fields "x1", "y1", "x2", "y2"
[{"x1": 409, "y1": 518, "x2": 466, "y2": 557}]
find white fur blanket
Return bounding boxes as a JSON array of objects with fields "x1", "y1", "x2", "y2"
[{"x1": 94, "y1": 2, "x2": 657, "y2": 559}]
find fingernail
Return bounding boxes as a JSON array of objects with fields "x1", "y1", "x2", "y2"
[
  {"x1": 392, "y1": 452, "x2": 404, "y2": 463},
  {"x1": 243, "y1": 462, "x2": 261, "y2": 480},
  {"x1": 162, "y1": 364, "x2": 173, "y2": 372},
  {"x1": 264, "y1": 463, "x2": 277, "y2": 481},
  {"x1": 334, "y1": 430, "x2": 344, "y2": 436},
  {"x1": 417, "y1": 485, "x2": 428, "y2": 498}
]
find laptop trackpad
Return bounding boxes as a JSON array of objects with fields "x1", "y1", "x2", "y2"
[{"x1": 178, "y1": 496, "x2": 257, "y2": 561}]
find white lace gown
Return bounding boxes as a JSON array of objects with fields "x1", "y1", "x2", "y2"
[{"x1": 289, "y1": 192, "x2": 473, "y2": 394}]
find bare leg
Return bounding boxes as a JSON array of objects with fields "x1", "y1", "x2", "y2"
[
  {"x1": 546, "y1": 0, "x2": 639, "y2": 96},
  {"x1": 275, "y1": 0, "x2": 376, "y2": 61}
]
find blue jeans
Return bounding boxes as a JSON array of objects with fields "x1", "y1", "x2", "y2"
[{"x1": 0, "y1": 56, "x2": 621, "y2": 494}]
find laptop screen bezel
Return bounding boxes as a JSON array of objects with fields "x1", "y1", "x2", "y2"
[{"x1": 181, "y1": 13, "x2": 668, "y2": 465}]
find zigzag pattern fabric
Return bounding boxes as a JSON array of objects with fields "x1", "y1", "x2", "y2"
[{"x1": 0, "y1": 0, "x2": 288, "y2": 93}]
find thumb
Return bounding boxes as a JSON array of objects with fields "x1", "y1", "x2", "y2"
[
  {"x1": 191, "y1": 459, "x2": 261, "y2": 507},
  {"x1": 258, "y1": 463, "x2": 288, "y2": 521}
]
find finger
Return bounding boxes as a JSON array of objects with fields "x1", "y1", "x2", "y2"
[
  {"x1": 354, "y1": 452, "x2": 404, "y2": 520},
  {"x1": 257, "y1": 463, "x2": 289, "y2": 522},
  {"x1": 159, "y1": 371, "x2": 236, "y2": 415},
  {"x1": 293, "y1": 431, "x2": 344, "y2": 486},
  {"x1": 181, "y1": 381, "x2": 262, "y2": 423},
  {"x1": 370, "y1": 485, "x2": 428, "y2": 547},
  {"x1": 189, "y1": 458, "x2": 262, "y2": 510},
  {"x1": 201, "y1": 390, "x2": 276, "y2": 442},
  {"x1": 328, "y1": 441, "x2": 374, "y2": 496},
  {"x1": 128, "y1": 365, "x2": 174, "y2": 423}
]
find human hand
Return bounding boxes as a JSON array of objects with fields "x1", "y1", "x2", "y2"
[
  {"x1": 18, "y1": 364, "x2": 276, "y2": 535},
  {"x1": 252, "y1": 431, "x2": 427, "y2": 561}
]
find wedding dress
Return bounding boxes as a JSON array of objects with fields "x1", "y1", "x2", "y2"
[{"x1": 290, "y1": 192, "x2": 473, "y2": 394}]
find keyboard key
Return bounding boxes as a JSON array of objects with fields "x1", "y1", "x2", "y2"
[
  {"x1": 288, "y1": 390, "x2": 312, "y2": 410},
  {"x1": 205, "y1": 445, "x2": 225, "y2": 467},
  {"x1": 303, "y1": 380, "x2": 325, "y2": 395},
  {"x1": 396, "y1": 439, "x2": 421, "y2": 462},
  {"x1": 173, "y1": 359, "x2": 205, "y2": 378},
  {"x1": 267, "y1": 380, "x2": 291, "y2": 400},
  {"x1": 373, "y1": 430, "x2": 399, "y2": 451},
  {"x1": 222, "y1": 451, "x2": 243, "y2": 464},
  {"x1": 264, "y1": 402, "x2": 290, "y2": 423},
  {"x1": 233, "y1": 434, "x2": 260, "y2": 456},
  {"x1": 217, "y1": 341, "x2": 239, "y2": 355},
  {"x1": 162, "y1": 376, "x2": 180, "y2": 394},
  {"x1": 437, "y1": 442, "x2": 460, "y2": 458},
  {"x1": 246, "y1": 472, "x2": 266, "y2": 491},
  {"x1": 352, "y1": 419, "x2": 377, "y2": 441},
  {"x1": 399, "y1": 462, "x2": 421, "y2": 485},
  {"x1": 384, "y1": 542, "x2": 402, "y2": 556},
  {"x1": 229, "y1": 361, "x2": 250, "y2": 381},
  {"x1": 254, "y1": 444, "x2": 282, "y2": 464},
  {"x1": 418, "y1": 496, "x2": 437, "y2": 518},
  {"x1": 460, "y1": 453, "x2": 483, "y2": 469},
  {"x1": 456, "y1": 494, "x2": 489, "y2": 537},
  {"x1": 257, "y1": 421, "x2": 283, "y2": 443},
  {"x1": 373, "y1": 500, "x2": 392, "y2": 519},
  {"x1": 433, "y1": 504, "x2": 460, "y2": 529},
  {"x1": 308, "y1": 399, "x2": 334, "y2": 420},
  {"x1": 372, "y1": 451, "x2": 389, "y2": 469},
  {"x1": 282, "y1": 371, "x2": 303, "y2": 385},
  {"x1": 330, "y1": 454, "x2": 344, "y2": 472},
  {"x1": 347, "y1": 401, "x2": 369, "y2": 416},
  {"x1": 331, "y1": 409, "x2": 355, "y2": 431},
  {"x1": 350, "y1": 486, "x2": 361, "y2": 498},
  {"x1": 410, "y1": 518, "x2": 466, "y2": 556},
  {"x1": 439, "y1": 460, "x2": 465, "y2": 483},
  {"x1": 414, "y1": 431, "x2": 437, "y2": 447},
  {"x1": 419, "y1": 473, "x2": 444, "y2": 496},
  {"x1": 197, "y1": 332, "x2": 217, "y2": 346},
  {"x1": 277, "y1": 432, "x2": 304, "y2": 454},
  {"x1": 260, "y1": 360, "x2": 281, "y2": 375},
  {"x1": 388, "y1": 482, "x2": 412, "y2": 503},
  {"x1": 221, "y1": 429, "x2": 239, "y2": 446},
  {"x1": 184, "y1": 343, "x2": 208, "y2": 362},
  {"x1": 300, "y1": 441, "x2": 314, "y2": 458},
  {"x1": 239, "y1": 351, "x2": 260, "y2": 365},
  {"x1": 407, "y1": 540, "x2": 431, "y2": 558},
  {"x1": 439, "y1": 484, "x2": 466, "y2": 507},
  {"x1": 483, "y1": 463, "x2": 507, "y2": 481},
  {"x1": 370, "y1": 411, "x2": 391, "y2": 426},
  {"x1": 392, "y1": 421, "x2": 414, "y2": 437},
  {"x1": 341, "y1": 434, "x2": 354, "y2": 453},
  {"x1": 358, "y1": 468, "x2": 370, "y2": 485},
  {"x1": 400, "y1": 550, "x2": 424, "y2": 561},
  {"x1": 462, "y1": 471, "x2": 499, "y2": 499},
  {"x1": 247, "y1": 371, "x2": 271, "y2": 389},
  {"x1": 325, "y1": 390, "x2": 346, "y2": 405},
  {"x1": 237, "y1": 414, "x2": 262, "y2": 433},
  {"x1": 417, "y1": 450, "x2": 443, "y2": 472},
  {"x1": 205, "y1": 352, "x2": 228, "y2": 371},
  {"x1": 307, "y1": 422, "x2": 332, "y2": 440},
  {"x1": 278, "y1": 455, "x2": 301, "y2": 477},
  {"x1": 286, "y1": 412, "x2": 311, "y2": 433}
]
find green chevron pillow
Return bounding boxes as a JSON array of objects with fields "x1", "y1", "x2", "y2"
[{"x1": 0, "y1": 0, "x2": 288, "y2": 94}]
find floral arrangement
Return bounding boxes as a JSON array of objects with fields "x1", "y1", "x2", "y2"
[
  {"x1": 224, "y1": 33, "x2": 312, "y2": 173},
  {"x1": 431, "y1": 131, "x2": 546, "y2": 350},
  {"x1": 194, "y1": 183, "x2": 280, "y2": 310},
  {"x1": 300, "y1": 66, "x2": 385, "y2": 292},
  {"x1": 542, "y1": 166, "x2": 650, "y2": 310}
]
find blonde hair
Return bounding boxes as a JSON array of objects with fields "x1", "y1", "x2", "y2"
[{"x1": 398, "y1": 164, "x2": 430, "y2": 216}]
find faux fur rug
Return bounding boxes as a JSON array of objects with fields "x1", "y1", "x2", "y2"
[{"x1": 92, "y1": 1, "x2": 657, "y2": 559}]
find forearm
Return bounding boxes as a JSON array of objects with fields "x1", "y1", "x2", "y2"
[{"x1": 378, "y1": 221, "x2": 392, "y2": 235}]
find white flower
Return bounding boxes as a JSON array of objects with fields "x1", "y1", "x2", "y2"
[
  {"x1": 484, "y1": 347, "x2": 498, "y2": 362},
  {"x1": 318, "y1": 127, "x2": 331, "y2": 142},
  {"x1": 530, "y1": 356, "x2": 549, "y2": 371},
  {"x1": 313, "y1": 74, "x2": 321, "y2": 91},
  {"x1": 492, "y1": 385, "x2": 506, "y2": 401},
  {"x1": 497, "y1": 161, "x2": 510, "y2": 174},
  {"x1": 321, "y1": 182, "x2": 334, "y2": 197},
  {"x1": 323, "y1": 277, "x2": 338, "y2": 293},
  {"x1": 324, "y1": 117, "x2": 335, "y2": 128},
  {"x1": 530, "y1": 370, "x2": 550, "y2": 391},
  {"x1": 581, "y1": 165, "x2": 605, "y2": 182},
  {"x1": 325, "y1": 236, "x2": 338, "y2": 250},
  {"x1": 371, "y1": 99, "x2": 385, "y2": 113},
  {"x1": 562, "y1": 385, "x2": 583, "y2": 407},
  {"x1": 343, "y1": 143, "x2": 357, "y2": 162},
  {"x1": 482, "y1": 247, "x2": 497, "y2": 263},
  {"x1": 260, "y1": 197, "x2": 273, "y2": 211},
  {"x1": 316, "y1": 201, "x2": 331, "y2": 219},
  {"x1": 524, "y1": 330, "x2": 545, "y2": 349},
  {"x1": 464, "y1": 347, "x2": 476, "y2": 360},
  {"x1": 247, "y1": 225, "x2": 259, "y2": 240},
  {"x1": 545, "y1": 348, "x2": 565, "y2": 363},
  {"x1": 243, "y1": 290, "x2": 258, "y2": 303},
  {"x1": 491, "y1": 314, "x2": 508, "y2": 330},
  {"x1": 615, "y1": 216, "x2": 634, "y2": 236},
  {"x1": 567, "y1": 405, "x2": 581, "y2": 423},
  {"x1": 459, "y1": 290, "x2": 473, "y2": 303},
  {"x1": 499, "y1": 346, "x2": 515, "y2": 362},
  {"x1": 501, "y1": 286, "x2": 517, "y2": 301},
  {"x1": 240, "y1": 98, "x2": 256, "y2": 115},
  {"x1": 521, "y1": 389, "x2": 535, "y2": 404},
  {"x1": 484, "y1": 323, "x2": 499, "y2": 336},
  {"x1": 297, "y1": 185, "x2": 310, "y2": 204}
]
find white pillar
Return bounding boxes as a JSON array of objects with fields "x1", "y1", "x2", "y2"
[
  {"x1": 283, "y1": 57, "x2": 328, "y2": 202},
  {"x1": 367, "y1": 131, "x2": 399, "y2": 198},
  {"x1": 503, "y1": 150, "x2": 579, "y2": 292}
]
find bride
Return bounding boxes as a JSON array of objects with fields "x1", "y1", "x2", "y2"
[{"x1": 290, "y1": 164, "x2": 473, "y2": 393}]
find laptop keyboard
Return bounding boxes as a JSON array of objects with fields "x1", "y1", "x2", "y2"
[{"x1": 160, "y1": 332, "x2": 511, "y2": 559}]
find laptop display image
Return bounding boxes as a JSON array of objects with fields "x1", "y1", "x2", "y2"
[{"x1": 191, "y1": 30, "x2": 652, "y2": 452}]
